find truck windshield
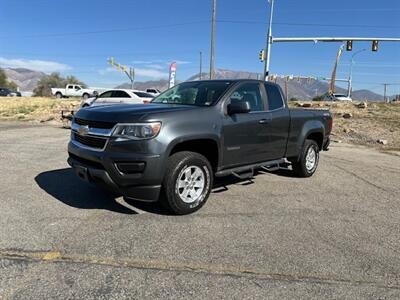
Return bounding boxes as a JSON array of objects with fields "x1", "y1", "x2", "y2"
[{"x1": 152, "y1": 81, "x2": 232, "y2": 106}]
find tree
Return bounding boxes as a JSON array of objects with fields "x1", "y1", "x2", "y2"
[
  {"x1": 0, "y1": 68, "x2": 18, "y2": 90},
  {"x1": 33, "y1": 73, "x2": 87, "y2": 97}
]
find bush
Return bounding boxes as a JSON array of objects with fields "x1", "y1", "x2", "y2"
[{"x1": 312, "y1": 95, "x2": 324, "y2": 102}]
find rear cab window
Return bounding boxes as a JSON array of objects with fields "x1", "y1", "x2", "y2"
[{"x1": 264, "y1": 83, "x2": 284, "y2": 111}]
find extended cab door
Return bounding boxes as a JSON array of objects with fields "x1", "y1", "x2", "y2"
[
  {"x1": 66, "y1": 85, "x2": 75, "y2": 96},
  {"x1": 221, "y1": 82, "x2": 271, "y2": 167},
  {"x1": 261, "y1": 83, "x2": 291, "y2": 160}
]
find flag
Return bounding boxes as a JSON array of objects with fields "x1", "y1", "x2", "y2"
[{"x1": 169, "y1": 62, "x2": 177, "y2": 88}]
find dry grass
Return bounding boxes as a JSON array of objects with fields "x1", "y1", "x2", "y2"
[
  {"x1": 1, "y1": 97, "x2": 399, "y2": 152},
  {"x1": 0, "y1": 97, "x2": 80, "y2": 123},
  {"x1": 290, "y1": 101, "x2": 400, "y2": 152}
]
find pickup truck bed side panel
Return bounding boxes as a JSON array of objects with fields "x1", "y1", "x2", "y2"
[{"x1": 285, "y1": 109, "x2": 326, "y2": 159}]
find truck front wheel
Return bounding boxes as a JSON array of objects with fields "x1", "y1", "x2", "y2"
[
  {"x1": 161, "y1": 151, "x2": 213, "y2": 215},
  {"x1": 291, "y1": 139, "x2": 319, "y2": 177},
  {"x1": 82, "y1": 93, "x2": 90, "y2": 100}
]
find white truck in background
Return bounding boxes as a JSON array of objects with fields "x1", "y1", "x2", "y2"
[{"x1": 51, "y1": 84, "x2": 100, "y2": 99}]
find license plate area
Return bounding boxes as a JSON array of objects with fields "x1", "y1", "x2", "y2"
[{"x1": 74, "y1": 165, "x2": 90, "y2": 182}]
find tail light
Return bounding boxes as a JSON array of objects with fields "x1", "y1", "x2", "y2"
[
  {"x1": 327, "y1": 116, "x2": 333, "y2": 133},
  {"x1": 143, "y1": 100, "x2": 150, "y2": 104}
]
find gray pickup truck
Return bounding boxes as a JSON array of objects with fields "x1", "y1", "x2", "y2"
[{"x1": 68, "y1": 79, "x2": 332, "y2": 214}]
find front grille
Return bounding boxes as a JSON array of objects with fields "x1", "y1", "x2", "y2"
[
  {"x1": 73, "y1": 133, "x2": 107, "y2": 149},
  {"x1": 74, "y1": 118, "x2": 115, "y2": 129}
]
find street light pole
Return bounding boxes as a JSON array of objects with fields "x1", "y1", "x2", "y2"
[
  {"x1": 263, "y1": 0, "x2": 275, "y2": 81},
  {"x1": 209, "y1": 0, "x2": 216, "y2": 79},
  {"x1": 348, "y1": 48, "x2": 366, "y2": 98}
]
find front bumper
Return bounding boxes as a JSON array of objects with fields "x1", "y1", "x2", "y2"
[{"x1": 67, "y1": 141, "x2": 164, "y2": 202}]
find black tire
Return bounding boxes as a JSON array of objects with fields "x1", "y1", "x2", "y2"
[
  {"x1": 82, "y1": 93, "x2": 90, "y2": 100},
  {"x1": 291, "y1": 139, "x2": 320, "y2": 178},
  {"x1": 55, "y1": 92, "x2": 62, "y2": 99},
  {"x1": 161, "y1": 151, "x2": 213, "y2": 215},
  {"x1": 82, "y1": 103, "x2": 90, "y2": 108}
]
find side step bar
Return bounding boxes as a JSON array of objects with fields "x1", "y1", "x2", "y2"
[{"x1": 215, "y1": 159, "x2": 285, "y2": 178}]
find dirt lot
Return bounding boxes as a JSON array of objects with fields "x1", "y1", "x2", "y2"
[
  {"x1": 291, "y1": 101, "x2": 400, "y2": 153},
  {"x1": 1, "y1": 97, "x2": 399, "y2": 153},
  {"x1": 0, "y1": 123, "x2": 400, "y2": 299}
]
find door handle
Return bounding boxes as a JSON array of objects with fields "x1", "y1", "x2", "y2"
[{"x1": 258, "y1": 119, "x2": 269, "y2": 124}]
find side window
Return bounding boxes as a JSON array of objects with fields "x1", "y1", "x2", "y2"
[
  {"x1": 229, "y1": 83, "x2": 264, "y2": 112},
  {"x1": 75, "y1": 86, "x2": 81, "y2": 90},
  {"x1": 98, "y1": 91, "x2": 113, "y2": 98},
  {"x1": 112, "y1": 91, "x2": 130, "y2": 98},
  {"x1": 264, "y1": 84, "x2": 284, "y2": 110},
  {"x1": 67, "y1": 85, "x2": 73, "y2": 89}
]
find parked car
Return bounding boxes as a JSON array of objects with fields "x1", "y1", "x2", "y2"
[
  {"x1": 146, "y1": 88, "x2": 161, "y2": 96},
  {"x1": 68, "y1": 79, "x2": 332, "y2": 215},
  {"x1": 51, "y1": 84, "x2": 98, "y2": 99},
  {"x1": 81, "y1": 89, "x2": 154, "y2": 107},
  {"x1": 0, "y1": 87, "x2": 21, "y2": 97},
  {"x1": 325, "y1": 93, "x2": 353, "y2": 102}
]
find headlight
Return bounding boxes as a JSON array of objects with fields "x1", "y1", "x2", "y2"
[{"x1": 112, "y1": 122, "x2": 161, "y2": 140}]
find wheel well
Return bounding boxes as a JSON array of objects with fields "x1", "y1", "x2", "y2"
[
  {"x1": 306, "y1": 132, "x2": 323, "y2": 150},
  {"x1": 170, "y1": 139, "x2": 219, "y2": 171}
]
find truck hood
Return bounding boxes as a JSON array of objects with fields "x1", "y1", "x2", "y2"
[{"x1": 75, "y1": 103, "x2": 198, "y2": 123}]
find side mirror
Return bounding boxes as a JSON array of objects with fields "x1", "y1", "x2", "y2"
[{"x1": 227, "y1": 101, "x2": 251, "y2": 115}]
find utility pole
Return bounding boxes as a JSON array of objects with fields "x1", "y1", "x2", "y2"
[
  {"x1": 348, "y1": 49, "x2": 366, "y2": 98},
  {"x1": 263, "y1": 0, "x2": 275, "y2": 81},
  {"x1": 199, "y1": 51, "x2": 203, "y2": 80},
  {"x1": 383, "y1": 84, "x2": 388, "y2": 103},
  {"x1": 209, "y1": 0, "x2": 216, "y2": 80}
]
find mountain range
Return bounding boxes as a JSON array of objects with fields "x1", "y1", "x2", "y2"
[
  {"x1": 3, "y1": 68, "x2": 45, "y2": 91},
  {"x1": 3, "y1": 67, "x2": 385, "y2": 101}
]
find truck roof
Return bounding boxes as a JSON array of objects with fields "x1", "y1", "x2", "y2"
[{"x1": 185, "y1": 79, "x2": 280, "y2": 86}]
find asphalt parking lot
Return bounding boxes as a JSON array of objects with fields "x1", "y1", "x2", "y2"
[{"x1": 1, "y1": 122, "x2": 400, "y2": 299}]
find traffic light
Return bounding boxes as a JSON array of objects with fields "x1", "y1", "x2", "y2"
[
  {"x1": 372, "y1": 40, "x2": 379, "y2": 51},
  {"x1": 259, "y1": 49, "x2": 265, "y2": 62},
  {"x1": 346, "y1": 40, "x2": 353, "y2": 51}
]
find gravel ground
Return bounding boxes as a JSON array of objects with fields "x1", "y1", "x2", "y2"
[{"x1": 0, "y1": 122, "x2": 400, "y2": 299}]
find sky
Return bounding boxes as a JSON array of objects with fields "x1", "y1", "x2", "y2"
[{"x1": 1, "y1": 0, "x2": 399, "y2": 94}]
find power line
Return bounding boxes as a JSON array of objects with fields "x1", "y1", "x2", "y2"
[
  {"x1": 0, "y1": 21, "x2": 209, "y2": 39},
  {"x1": 217, "y1": 20, "x2": 400, "y2": 29}
]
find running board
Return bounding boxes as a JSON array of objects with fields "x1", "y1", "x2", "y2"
[{"x1": 215, "y1": 159, "x2": 285, "y2": 178}]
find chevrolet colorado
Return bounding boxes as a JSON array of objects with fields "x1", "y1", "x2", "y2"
[{"x1": 68, "y1": 79, "x2": 332, "y2": 214}]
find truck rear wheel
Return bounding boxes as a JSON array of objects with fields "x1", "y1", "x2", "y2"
[
  {"x1": 161, "y1": 151, "x2": 213, "y2": 215},
  {"x1": 55, "y1": 92, "x2": 62, "y2": 99},
  {"x1": 291, "y1": 139, "x2": 319, "y2": 177}
]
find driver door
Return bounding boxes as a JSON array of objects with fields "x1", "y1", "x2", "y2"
[{"x1": 221, "y1": 82, "x2": 271, "y2": 168}]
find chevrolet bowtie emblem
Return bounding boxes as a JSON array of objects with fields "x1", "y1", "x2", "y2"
[{"x1": 78, "y1": 125, "x2": 89, "y2": 136}]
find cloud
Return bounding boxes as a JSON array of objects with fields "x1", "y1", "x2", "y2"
[
  {"x1": 135, "y1": 68, "x2": 168, "y2": 79},
  {"x1": 98, "y1": 67, "x2": 117, "y2": 75},
  {"x1": 98, "y1": 66, "x2": 168, "y2": 79},
  {"x1": 132, "y1": 60, "x2": 162, "y2": 64},
  {"x1": 145, "y1": 64, "x2": 164, "y2": 70},
  {"x1": 0, "y1": 57, "x2": 71, "y2": 73},
  {"x1": 173, "y1": 60, "x2": 191, "y2": 65}
]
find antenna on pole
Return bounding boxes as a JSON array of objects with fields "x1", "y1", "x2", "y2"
[
  {"x1": 199, "y1": 51, "x2": 203, "y2": 80},
  {"x1": 107, "y1": 57, "x2": 135, "y2": 89}
]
